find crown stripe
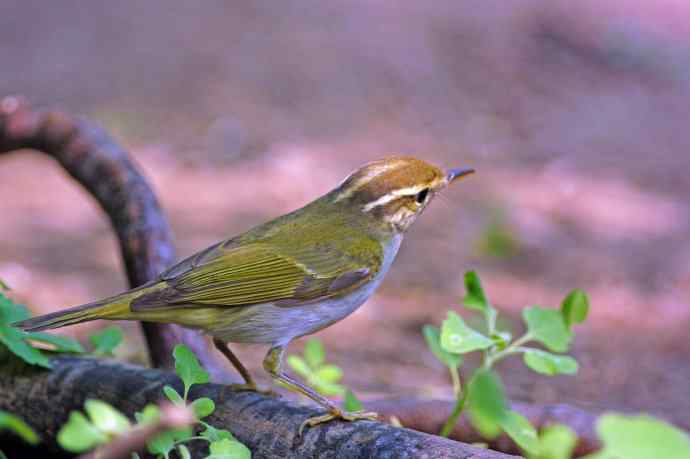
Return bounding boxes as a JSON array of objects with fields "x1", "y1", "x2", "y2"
[{"x1": 334, "y1": 159, "x2": 409, "y2": 202}]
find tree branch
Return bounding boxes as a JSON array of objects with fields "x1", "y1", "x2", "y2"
[
  {"x1": 0, "y1": 356, "x2": 519, "y2": 459},
  {"x1": 0, "y1": 96, "x2": 226, "y2": 378}
]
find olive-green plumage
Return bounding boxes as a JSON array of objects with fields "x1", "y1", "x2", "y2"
[{"x1": 14, "y1": 155, "x2": 474, "y2": 432}]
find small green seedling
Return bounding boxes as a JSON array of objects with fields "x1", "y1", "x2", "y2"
[
  {"x1": 527, "y1": 424, "x2": 577, "y2": 459},
  {"x1": 583, "y1": 414, "x2": 690, "y2": 459},
  {"x1": 286, "y1": 338, "x2": 366, "y2": 413},
  {"x1": 0, "y1": 409, "x2": 39, "y2": 458},
  {"x1": 58, "y1": 399, "x2": 131, "y2": 453},
  {"x1": 287, "y1": 338, "x2": 346, "y2": 396},
  {"x1": 0, "y1": 289, "x2": 83, "y2": 368},
  {"x1": 343, "y1": 388, "x2": 364, "y2": 412},
  {"x1": 56, "y1": 344, "x2": 250, "y2": 459},
  {"x1": 149, "y1": 343, "x2": 250, "y2": 459},
  {"x1": 89, "y1": 326, "x2": 124, "y2": 356},
  {"x1": 424, "y1": 270, "x2": 589, "y2": 456}
]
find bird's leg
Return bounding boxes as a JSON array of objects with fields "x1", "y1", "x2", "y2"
[
  {"x1": 263, "y1": 345, "x2": 378, "y2": 435},
  {"x1": 213, "y1": 338, "x2": 275, "y2": 396}
]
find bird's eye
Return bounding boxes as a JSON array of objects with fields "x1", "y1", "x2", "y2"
[{"x1": 415, "y1": 188, "x2": 430, "y2": 204}]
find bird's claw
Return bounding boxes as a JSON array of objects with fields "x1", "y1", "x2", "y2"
[{"x1": 298, "y1": 409, "x2": 379, "y2": 436}]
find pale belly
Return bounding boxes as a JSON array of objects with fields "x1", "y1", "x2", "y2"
[{"x1": 208, "y1": 234, "x2": 402, "y2": 346}]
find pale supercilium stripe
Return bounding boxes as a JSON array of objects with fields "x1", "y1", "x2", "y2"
[{"x1": 362, "y1": 185, "x2": 426, "y2": 212}]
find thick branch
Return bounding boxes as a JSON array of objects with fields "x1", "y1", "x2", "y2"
[
  {"x1": 0, "y1": 96, "x2": 224, "y2": 376},
  {"x1": 0, "y1": 356, "x2": 518, "y2": 459}
]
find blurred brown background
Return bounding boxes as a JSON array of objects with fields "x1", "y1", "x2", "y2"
[{"x1": 1, "y1": 0, "x2": 689, "y2": 429}]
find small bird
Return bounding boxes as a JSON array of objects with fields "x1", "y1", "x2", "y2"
[{"x1": 14, "y1": 156, "x2": 474, "y2": 431}]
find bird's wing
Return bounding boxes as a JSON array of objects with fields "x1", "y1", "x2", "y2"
[{"x1": 130, "y1": 241, "x2": 378, "y2": 310}]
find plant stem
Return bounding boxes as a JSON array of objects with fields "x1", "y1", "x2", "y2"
[
  {"x1": 440, "y1": 387, "x2": 469, "y2": 437},
  {"x1": 173, "y1": 436, "x2": 208, "y2": 445},
  {"x1": 449, "y1": 366, "x2": 461, "y2": 400},
  {"x1": 484, "y1": 333, "x2": 533, "y2": 369}
]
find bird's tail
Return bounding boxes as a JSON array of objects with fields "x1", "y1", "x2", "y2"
[{"x1": 13, "y1": 291, "x2": 140, "y2": 332}]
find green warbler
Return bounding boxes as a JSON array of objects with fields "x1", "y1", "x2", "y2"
[{"x1": 15, "y1": 156, "x2": 474, "y2": 432}]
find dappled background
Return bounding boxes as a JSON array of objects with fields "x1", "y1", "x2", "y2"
[{"x1": 1, "y1": 0, "x2": 689, "y2": 430}]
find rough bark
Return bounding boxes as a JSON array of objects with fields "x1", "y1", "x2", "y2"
[
  {"x1": 0, "y1": 96, "x2": 225, "y2": 377},
  {"x1": 0, "y1": 356, "x2": 519, "y2": 459}
]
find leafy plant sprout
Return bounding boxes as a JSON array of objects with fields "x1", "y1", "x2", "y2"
[
  {"x1": 57, "y1": 344, "x2": 250, "y2": 459},
  {"x1": 286, "y1": 338, "x2": 365, "y2": 412},
  {"x1": 425, "y1": 271, "x2": 589, "y2": 452}
]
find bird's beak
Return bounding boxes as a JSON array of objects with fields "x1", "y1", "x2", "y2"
[{"x1": 446, "y1": 167, "x2": 475, "y2": 183}]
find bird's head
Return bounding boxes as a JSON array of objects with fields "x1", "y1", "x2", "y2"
[{"x1": 332, "y1": 156, "x2": 474, "y2": 232}]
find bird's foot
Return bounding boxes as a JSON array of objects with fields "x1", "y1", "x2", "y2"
[{"x1": 299, "y1": 409, "x2": 379, "y2": 436}]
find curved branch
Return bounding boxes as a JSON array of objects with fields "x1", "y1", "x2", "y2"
[
  {"x1": 0, "y1": 356, "x2": 519, "y2": 459},
  {"x1": 0, "y1": 96, "x2": 225, "y2": 377}
]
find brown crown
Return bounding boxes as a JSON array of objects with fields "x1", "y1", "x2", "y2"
[{"x1": 335, "y1": 156, "x2": 447, "y2": 205}]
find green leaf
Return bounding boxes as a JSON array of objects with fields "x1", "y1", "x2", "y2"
[
  {"x1": 163, "y1": 385, "x2": 184, "y2": 406},
  {"x1": 178, "y1": 444, "x2": 192, "y2": 459},
  {"x1": 147, "y1": 426, "x2": 193, "y2": 457},
  {"x1": 173, "y1": 344, "x2": 210, "y2": 397},
  {"x1": 84, "y1": 399, "x2": 131, "y2": 435},
  {"x1": 0, "y1": 324, "x2": 51, "y2": 368},
  {"x1": 0, "y1": 411, "x2": 39, "y2": 444},
  {"x1": 522, "y1": 307, "x2": 572, "y2": 353},
  {"x1": 303, "y1": 338, "x2": 325, "y2": 368},
  {"x1": 287, "y1": 355, "x2": 311, "y2": 379},
  {"x1": 201, "y1": 424, "x2": 234, "y2": 442},
  {"x1": 440, "y1": 311, "x2": 493, "y2": 354},
  {"x1": 523, "y1": 349, "x2": 578, "y2": 376},
  {"x1": 467, "y1": 369, "x2": 509, "y2": 438},
  {"x1": 206, "y1": 438, "x2": 252, "y2": 459},
  {"x1": 501, "y1": 410, "x2": 539, "y2": 456},
  {"x1": 561, "y1": 290, "x2": 589, "y2": 329},
  {"x1": 532, "y1": 424, "x2": 577, "y2": 459},
  {"x1": 0, "y1": 295, "x2": 51, "y2": 368},
  {"x1": 192, "y1": 397, "x2": 216, "y2": 419},
  {"x1": 26, "y1": 331, "x2": 84, "y2": 353},
  {"x1": 312, "y1": 379, "x2": 346, "y2": 396},
  {"x1": 463, "y1": 271, "x2": 490, "y2": 312},
  {"x1": 146, "y1": 429, "x2": 176, "y2": 456},
  {"x1": 469, "y1": 406, "x2": 502, "y2": 439},
  {"x1": 0, "y1": 293, "x2": 29, "y2": 322},
  {"x1": 584, "y1": 414, "x2": 690, "y2": 459},
  {"x1": 344, "y1": 389, "x2": 364, "y2": 412},
  {"x1": 57, "y1": 411, "x2": 108, "y2": 453},
  {"x1": 136, "y1": 403, "x2": 192, "y2": 455},
  {"x1": 314, "y1": 364, "x2": 343, "y2": 383},
  {"x1": 135, "y1": 404, "x2": 160, "y2": 424},
  {"x1": 423, "y1": 325, "x2": 462, "y2": 368},
  {"x1": 490, "y1": 331, "x2": 512, "y2": 351},
  {"x1": 89, "y1": 326, "x2": 124, "y2": 356}
]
